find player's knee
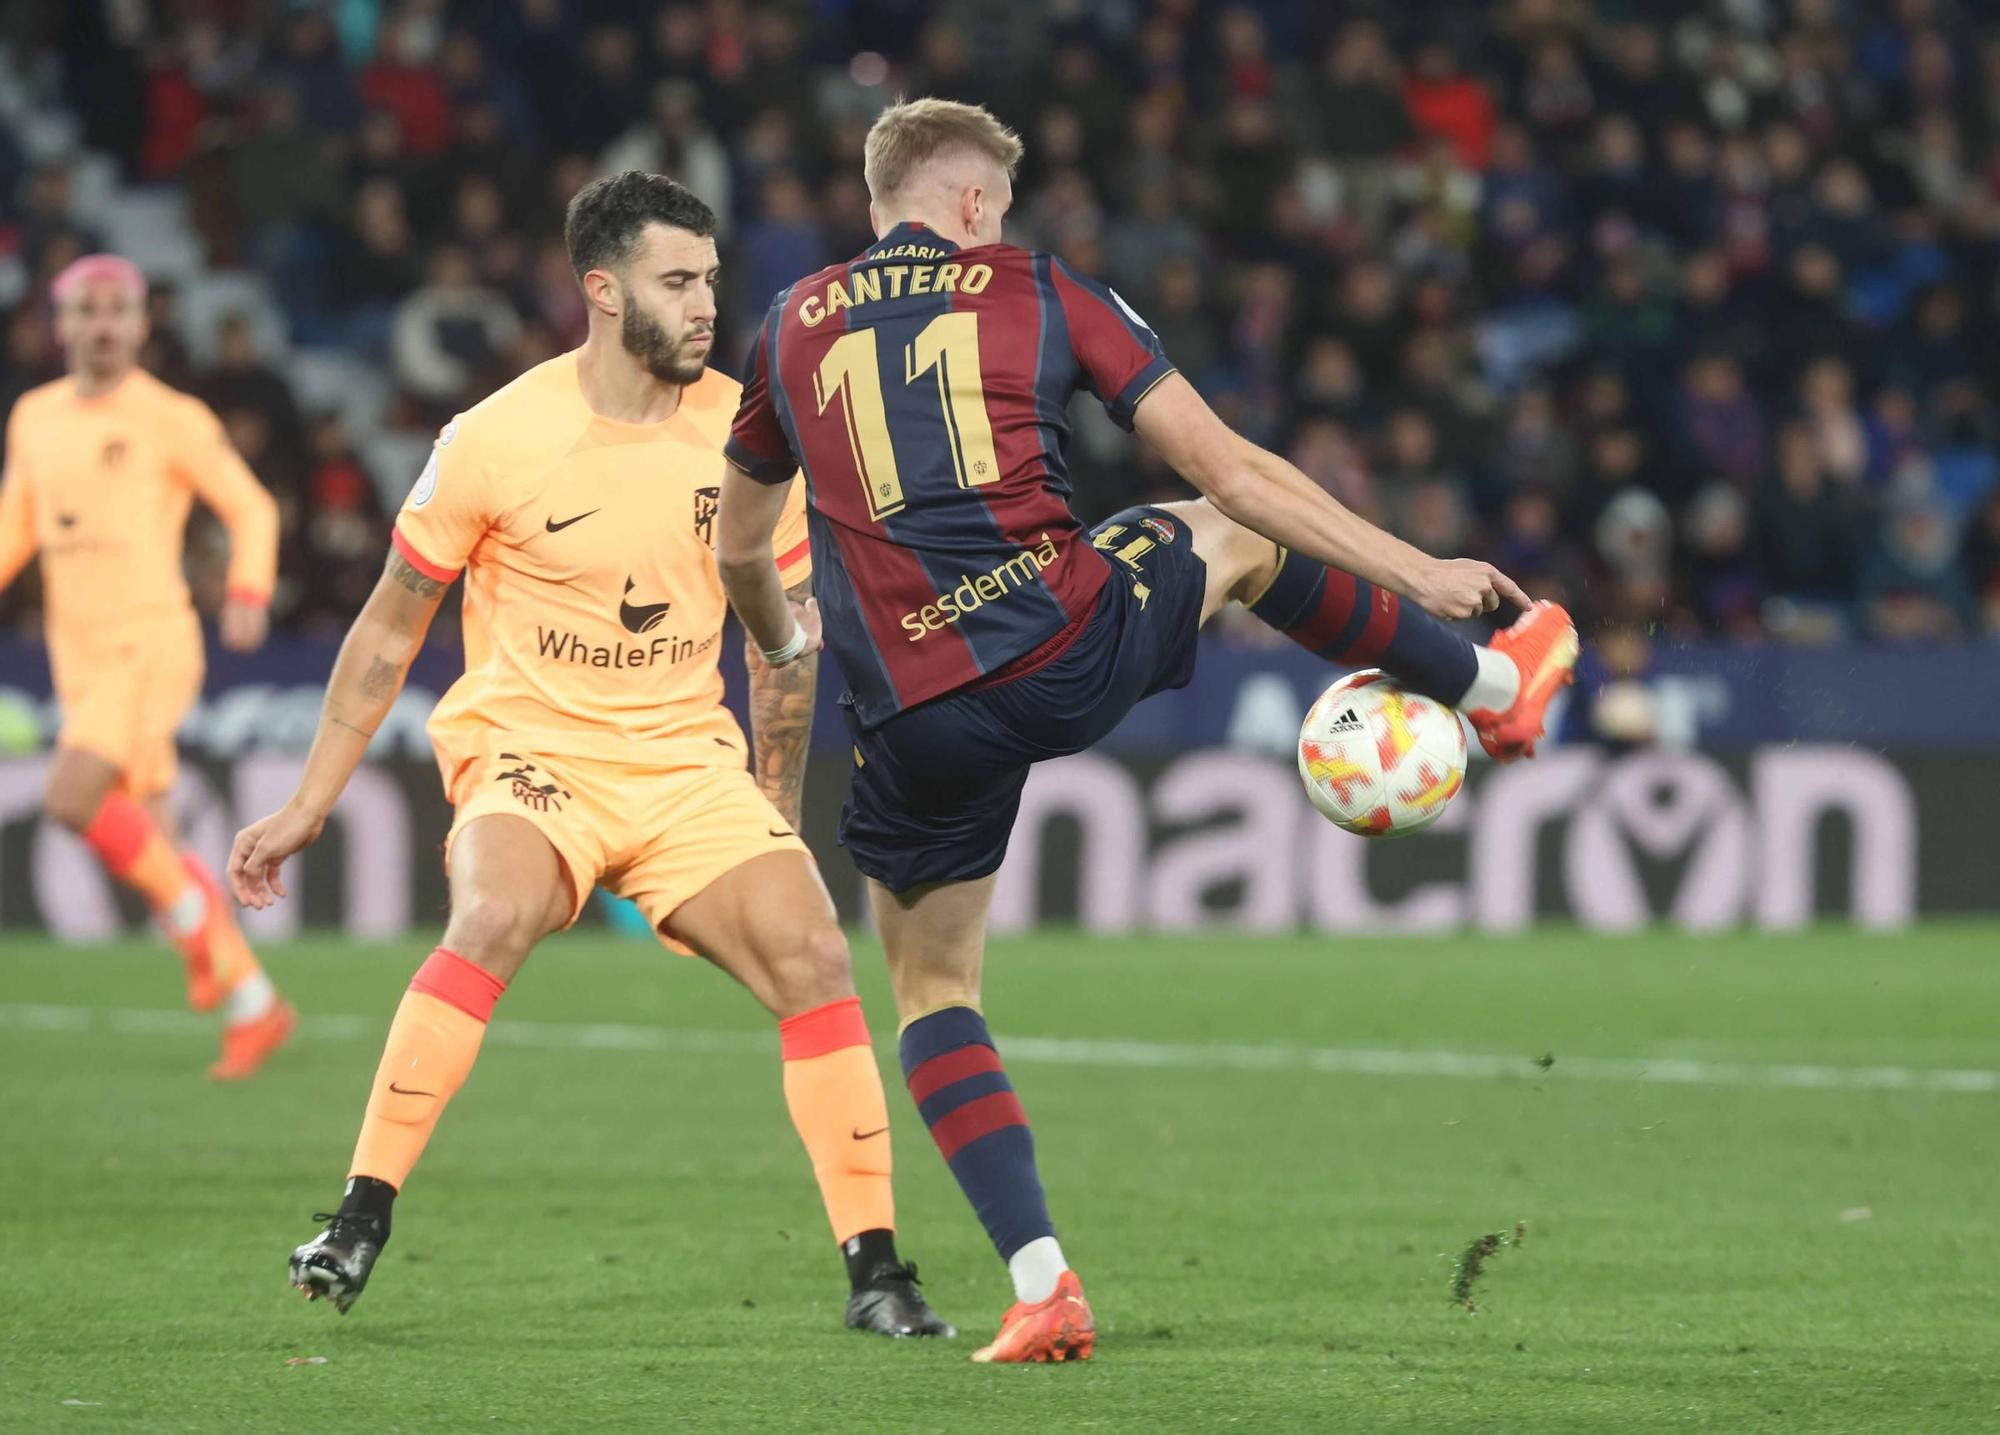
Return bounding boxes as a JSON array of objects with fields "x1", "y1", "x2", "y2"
[
  {"x1": 1220, "y1": 521, "x2": 1282, "y2": 605},
  {"x1": 1159, "y1": 498, "x2": 1279, "y2": 605},
  {"x1": 42, "y1": 775, "x2": 101, "y2": 833},
  {"x1": 771, "y1": 923, "x2": 856, "y2": 1014},
  {"x1": 443, "y1": 892, "x2": 545, "y2": 968}
]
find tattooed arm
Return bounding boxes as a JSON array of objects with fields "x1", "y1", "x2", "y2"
[
  {"x1": 228, "y1": 548, "x2": 451, "y2": 906},
  {"x1": 745, "y1": 575, "x2": 818, "y2": 832}
]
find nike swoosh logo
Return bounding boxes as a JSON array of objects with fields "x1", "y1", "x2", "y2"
[
  {"x1": 769, "y1": 828, "x2": 794, "y2": 839},
  {"x1": 388, "y1": 1082, "x2": 436, "y2": 1097},
  {"x1": 852, "y1": 1126, "x2": 888, "y2": 1140},
  {"x1": 544, "y1": 509, "x2": 600, "y2": 533}
]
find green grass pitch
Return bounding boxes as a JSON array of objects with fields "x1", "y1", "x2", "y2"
[{"x1": 3, "y1": 925, "x2": 1996, "y2": 1432}]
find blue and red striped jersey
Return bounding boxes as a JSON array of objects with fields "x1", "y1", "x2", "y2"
[{"x1": 724, "y1": 222, "x2": 1176, "y2": 729}]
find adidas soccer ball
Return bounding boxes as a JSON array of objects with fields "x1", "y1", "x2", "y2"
[{"x1": 1297, "y1": 670, "x2": 1467, "y2": 837}]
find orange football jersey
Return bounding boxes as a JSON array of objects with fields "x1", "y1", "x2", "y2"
[
  {"x1": 392, "y1": 352, "x2": 809, "y2": 775},
  {"x1": 0, "y1": 370, "x2": 278, "y2": 648}
]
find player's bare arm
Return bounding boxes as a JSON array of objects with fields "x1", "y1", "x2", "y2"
[
  {"x1": 1132, "y1": 374, "x2": 1529, "y2": 621},
  {"x1": 217, "y1": 599, "x2": 269, "y2": 653},
  {"x1": 745, "y1": 573, "x2": 818, "y2": 831},
  {"x1": 0, "y1": 404, "x2": 42, "y2": 592},
  {"x1": 227, "y1": 548, "x2": 449, "y2": 907},
  {"x1": 716, "y1": 460, "x2": 822, "y2": 661},
  {"x1": 203, "y1": 479, "x2": 278, "y2": 653},
  {"x1": 0, "y1": 456, "x2": 37, "y2": 593},
  {"x1": 174, "y1": 398, "x2": 281, "y2": 653}
]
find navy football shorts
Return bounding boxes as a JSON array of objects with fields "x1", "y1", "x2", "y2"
[{"x1": 839, "y1": 506, "x2": 1207, "y2": 893}]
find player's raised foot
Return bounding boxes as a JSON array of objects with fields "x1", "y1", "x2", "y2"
[
  {"x1": 289, "y1": 1210, "x2": 388, "y2": 1314},
  {"x1": 845, "y1": 1259, "x2": 956, "y2": 1339},
  {"x1": 1467, "y1": 600, "x2": 1580, "y2": 763},
  {"x1": 971, "y1": 1270, "x2": 1094, "y2": 1364},
  {"x1": 209, "y1": 1000, "x2": 296, "y2": 1081},
  {"x1": 171, "y1": 853, "x2": 224, "y2": 1012}
]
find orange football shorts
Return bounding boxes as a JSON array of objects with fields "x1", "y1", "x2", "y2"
[{"x1": 441, "y1": 735, "x2": 809, "y2": 954}]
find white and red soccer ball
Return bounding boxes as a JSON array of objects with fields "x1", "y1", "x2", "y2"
[{"x1": 1297, "y1": 669, "x2": 1467, "y2": 837}]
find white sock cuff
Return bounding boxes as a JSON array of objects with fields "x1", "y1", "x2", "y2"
[
  {"x1": 224, "y1": 970, "x2": 277, "y2": 1025},
  {"x1": 159, "y1": 882, "x2": 208, "y2": 941},
  {"x1": 1461, "y1": 644, "x2": 1521, "y2": 714},
  {"x1": 1007, "y1": 1235, "x2": 1068, "y2": 1304}
]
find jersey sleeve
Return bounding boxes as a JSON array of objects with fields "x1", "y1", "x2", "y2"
[
  {"x1": 1049, "y1": 258, "x2": 1178, "y2": 431},
  {"x1": 175, "y1": 398, "x2": 279, "y2": 605},
  {"x1": 0, "y1": 404, "x2": 37, "y2": 593},
  {"x1": 773, "y1": 476, "x2": 812, "y2": 588},
  {"x1": 391, "y1": 417, "x2": 488, "y2": 581},
  {"x1": 723, "y1": 304, "x2": 801, "y2": 485}
]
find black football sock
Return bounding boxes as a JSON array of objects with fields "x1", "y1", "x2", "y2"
[
  {"x1": 842, "y1": 1227, "x2": 901, "y2": 1290},
  {"x1": 336, "y1": 1174, "x2": 396, "y2": 1235}
]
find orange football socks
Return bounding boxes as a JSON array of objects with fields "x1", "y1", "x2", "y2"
[
  {"x1": 349, "y1": 948, "x2": 506, "y2": 1191},
  {"x1": 80, "y1": 790, "x2": 277, "y2": 1016},
  {"x1": 181, "y1": 850, "x2": 276, "y2": 1014},
  {"x1": 780, "y1": 996, "x2": 896, "y2": 1245},
  {"x1": 80, "y1": 789, "x2": 203, "y2": 930}
]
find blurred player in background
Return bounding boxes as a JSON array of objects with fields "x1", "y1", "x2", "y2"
[
  {"x1": 718, "y1": 99, "x2": 1580, "y2": 1361},
  {"x1": 0, "y1": 254, "x2": 289, "y2": 1081},
  {"x1": 228, "y1": 173, "x2": 950, "y2": 1338}
]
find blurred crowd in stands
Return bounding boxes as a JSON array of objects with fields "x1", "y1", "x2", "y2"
[{"x1": 4, "y1": 0, "x2": 2000, "y2": 646}]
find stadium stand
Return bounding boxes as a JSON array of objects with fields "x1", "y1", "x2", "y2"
[{"x1": 3, "y1": 0, "x2": 1999, "y2": 646}]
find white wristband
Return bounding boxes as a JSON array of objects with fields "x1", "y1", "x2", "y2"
[{"x1": 761, "y1": 621, "x2": 809, "y2": 666}]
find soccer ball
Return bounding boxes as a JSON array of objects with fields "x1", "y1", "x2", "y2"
[{"x1": 1297, "y1": 670, "x2": 1467, "y2": 837}]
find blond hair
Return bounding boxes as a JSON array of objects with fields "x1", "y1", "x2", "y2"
[{"x1": 863, "y1": 98, "x2": 1024, "y2": 201}]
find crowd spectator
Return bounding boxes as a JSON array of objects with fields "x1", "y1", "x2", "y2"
[
  {"x1": 390, "y1": 244, "x2": 522, "y2": 408},
  {"x1": 1758, "y1": 423, "x2": 1865, "y2": 617},
  {"x1": 1, "y1": 0, "x2": 1998, "y2": 646},
  {"x1": 291, "y1": 415, "x2": 393, "y2": 635},
  {"x1": 198, "y1": 313, "x2": 306, "y2": 462}
]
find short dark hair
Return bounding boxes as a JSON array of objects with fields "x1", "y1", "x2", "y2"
[{"x1": 563, "y1": 171, "x2": 717, "y2": 280}]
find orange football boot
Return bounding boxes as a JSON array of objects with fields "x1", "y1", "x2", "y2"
[
  {"x1": 210, "y1": 1001, "x2": 296, "y2": 1082},
  {"x1": 1467, "y1": 600, "x2": 1581, "y2": 763},
  {"x1": 971, "y1": 1270, "x2": 1095, "y2": 1364},
  {"x1": 171, "y1": 853, "x2": 223, "y2": 1012}
]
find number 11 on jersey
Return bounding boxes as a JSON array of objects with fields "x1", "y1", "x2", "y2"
[{"x1": 813, "y1": 313, "x2": 1001, "y2": 524}]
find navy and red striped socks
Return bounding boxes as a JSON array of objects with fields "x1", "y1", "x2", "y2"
[
  {"x1": 1248, "y1": 548, "x2": 1510, "y2": 707},
  {"x1": 900, "y1": 1004, "x2": 1068, "y2": 1303}
]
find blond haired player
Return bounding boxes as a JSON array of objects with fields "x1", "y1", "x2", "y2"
[
  {"x1": 228, "y1": 174, "x2": 950, "y2": 1337},
  {"x1": 0, "y1": 253, "x2": 291, "y2": 1080},
  {"x1": 719, "y1": 98, "x2": 1578, "y2": 1361}
]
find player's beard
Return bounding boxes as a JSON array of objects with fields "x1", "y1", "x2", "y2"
[{"x1": 620, "y1": 290, "x2": 708, "y2": 385}]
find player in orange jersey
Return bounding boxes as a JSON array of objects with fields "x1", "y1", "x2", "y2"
[
  {"x1": 0, "y1": 254, "x2": 293, "y2": 1080},
  {"x1": 227, "y1": 174, "x2": 951, "y2": 1338}
]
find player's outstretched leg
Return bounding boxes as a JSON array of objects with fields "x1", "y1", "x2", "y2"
[
  {"x1": 291, "y1": 815, "x2": 566, "y2": 1313},
  {"x1": 1159, "y1": 500, "x2": 1579, "y2": 760},
  {"x1": 47, "y1": 749, "x2": 294, "y2": 1075},
  {"x1": 874, "y1": 875, "x2": 1095, "y2": 1364},
  {"x1": 667, "y1": 850, "x2": 953, "y2": 1339}
]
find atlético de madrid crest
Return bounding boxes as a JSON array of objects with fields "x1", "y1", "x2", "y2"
[{"x1": 693, "y1": 486, "x2": 720, "y2": 546}]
